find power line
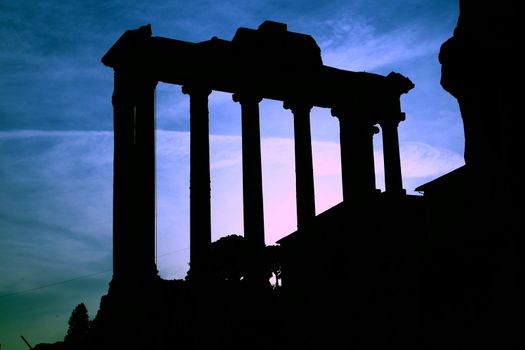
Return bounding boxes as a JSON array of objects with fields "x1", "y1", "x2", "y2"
[
  {"x1": 0, "y1": 269, "x2": 111, "y2": 299},
  {"x1": 156, "y1": 247, "x2": 189, "y2": 258},
  {"x1": 0, "y1": 247, "x2": 190, "y2": 299}
]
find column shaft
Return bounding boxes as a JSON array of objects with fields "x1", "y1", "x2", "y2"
[
  {"x1": 184, "y1": 86, "x2": 212, "y2": 277},
  {"x1": 334, "y1": 110, "x2": 378, "y2": 202},
  {"x1": 233, "y1": 93, "x2": 265, "y2": 249},
  {"x1": 112, "y1": 71, "x2": 157, "y2": 282},
  {"x1": 380, "y1": 115, "x2": 405, "y2": 195},
  {"x1": 286, "y1": 102, "x2": 316, "y2": 230}
]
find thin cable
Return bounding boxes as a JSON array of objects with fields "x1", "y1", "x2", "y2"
[
  {"x1": 0, "y1": 269, "x2": 112, "y2": 299},
  {"x1": 0, "y1": 245, "x2": 190, "y2": 300},
  {"x1": 0, "y1": 247, "x2": 190, "y2": 299},
  {"x1": 156, "y1": 247, "x2": 189, "y2": 258}
]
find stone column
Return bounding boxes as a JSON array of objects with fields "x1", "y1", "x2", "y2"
[
  {"x1": 284, "y1": 101, "x2": 316, "y2": 230},
  {"x1": 379, "y1": 113, "x2": 406, "y2": 195},
  {"x1": 233, "y1": 93, "x2": 267, "y2": 286},
  {"x1": 112, "y1": 70, "x2": 158, "y2": 283},
  {"x1": 232, "y1": 93, "x2": 265, "y2": 249},
  {"x1": 182, "y1": 86, "x2": 212, "y2": 279},
  {"x1": 332, "y1": 107, "x2": 379, "y2": 202}
]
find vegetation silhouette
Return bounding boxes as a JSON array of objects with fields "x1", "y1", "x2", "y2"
[
  {"x1": 34, "y1": 1, "x2": 524, "y2": 349},
  {"x1": 64, "y1": 303, "x2": 90, "y2": 347},
  {"x1": 209, "y1": 234, "x2": 248, "y2": 282}
]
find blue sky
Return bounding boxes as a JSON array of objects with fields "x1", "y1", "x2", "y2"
[{"x1": 0, "y1": 0, "x2": 462, "y2": 348}]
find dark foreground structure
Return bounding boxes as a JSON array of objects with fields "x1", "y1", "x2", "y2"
[{"x1": 56, "y1": 2, "x2": 525, "y2": 349}]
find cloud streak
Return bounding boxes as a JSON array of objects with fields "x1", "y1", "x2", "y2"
[
  {"x1": 319, "y1": 18, "x2": 442, "y2": 72},
  {"x1": 0, "y1": 1, "x2": 462, "y2": 348},
  {"x1": 0, "y1": 130, "x2": 463, "y2": 286}
]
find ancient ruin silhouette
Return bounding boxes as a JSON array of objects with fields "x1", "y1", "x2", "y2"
[
  {"x1": 100, "y1": 20, "x2": 413, "y2": 287},
  {"x1": 79, "y1": 2, "x2": 525, "y2": 349}
]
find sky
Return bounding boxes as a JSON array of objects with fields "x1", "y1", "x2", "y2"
[{"x1": 0, "y1": 0, "x2": 463, "y2": 348}]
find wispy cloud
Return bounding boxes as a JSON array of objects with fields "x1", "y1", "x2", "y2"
[
  {"x1": 156, "y1": 132, "x2": 464, "y2": 244},
  {"x1": 0, "y1": 127, "x2": 464, "y2": 286},
  {"x1": 398, "y1": 141, "x2": 464, "y2": 178},
  {"x1": 0, "y1": 129, "x2": 115, "y2": 348},
  {"x1": 0, "y1": 1, "x2": 462, "y2": 348},
  {"x1": 0, "y1": 130, "x2": 112, "y2": 139},
  {"x1": 0, "y1": 131, "x2": 114, "y2": 290},
  {"x1": 319, "y1": 19, "x2": 441, "y2": 72}
]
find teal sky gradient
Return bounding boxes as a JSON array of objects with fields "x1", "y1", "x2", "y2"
[{"x1": 0, "y1": 1, "x2": 462, "y2": 349}]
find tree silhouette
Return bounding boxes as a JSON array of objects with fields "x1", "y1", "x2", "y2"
[
  {"x1": 64, "y1": 302, "x2": 90, "y2": 346},
  {"x1": 209, "y1": 234, "x2": 284, "y2": 288},
  {"x1": 209, "y1": 234, "x2": 248, "y2": 282}
]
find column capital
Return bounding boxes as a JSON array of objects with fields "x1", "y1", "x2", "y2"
[
  {"x1": 112, "y1": 71, "x2": 157, "y2": 106},
  {"x1": 232, "y1": 92, "x2": 262, "y2": 104},
  {"x1": 113, "y1": 69, "x2": 158, "y2": 86},
  {"x1": 331, "y1": 107, "x2": 379, "y2": 135},
  {"x1": 379, "y1": 112, "x2": 406, "y2": 126},
  {"x1": 330, "y1": 106, "x2": 345, "y2": 119},
  {"x1": 331, "y1": 106, "x2": 374, "y2": 122},
  {"x1": 283, "y1": 100, "x2": 313, "y2": 114},
  {"x1": 181, "y1": 85, "x2": 212, "y2": 96}
]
